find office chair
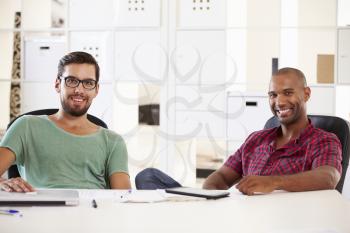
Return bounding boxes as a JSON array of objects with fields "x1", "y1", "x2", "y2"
[
  {"x1": 264, "y1": 115, "x2": 350, "y2": 193},
  {"x1": 6, "y1": 108, "x2": 108, "y2": 178}
]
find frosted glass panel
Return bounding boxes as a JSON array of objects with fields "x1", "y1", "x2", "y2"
[
  {"x1": 175, "y1": 85, "x2": 226, "y2": 112},
  {"x1": 112, "y1": 82, "x2": 164, "y2": 182},
  {"x1": 126, "y1": 125, "x2": 167, "y2": 183},
  {"x1": 115, "y1": 31, "x2": 164, "y2": 82},
  {"x1": 112, "y1": 82, "x2": 161, "y2": 139},
  {"x1": 174, "y1": 31, "x2": 226, "y2": 85},
  {"x1": 175, "y1": 111, "x2": 226, "y2": 138},
  {"x1": 171, "y1": 140, "x2": 196, "y2": 186},
  {"x1": 112, "y1": 82, "x2": 139, "y2": 135}
]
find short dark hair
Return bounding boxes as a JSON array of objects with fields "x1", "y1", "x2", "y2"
[
  {"x1": 57, "y1": 51, "x2": 100, "y2": 82},
  {"x1": 273, "y1": 67, "x2": 307, "y2": 87}
]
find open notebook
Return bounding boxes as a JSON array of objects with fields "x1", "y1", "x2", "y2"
[{"x1": 0, "y1": 189, "x2": 79, "y2": 206}]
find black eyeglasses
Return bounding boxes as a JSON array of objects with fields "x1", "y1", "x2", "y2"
[{"x1": 58, "y1": 76, "x2": 97, "y2": 90}]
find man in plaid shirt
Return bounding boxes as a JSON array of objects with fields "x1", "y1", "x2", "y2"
[
  {"x1": 203, "y1": 67, "x2": 342, "y2": 195},
  {"x1": 136, "y1": 67, "x2": 342, "y2": 195}
]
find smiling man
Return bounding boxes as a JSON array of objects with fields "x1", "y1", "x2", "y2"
[
  {"x1": 202, "y1": 67, "x2": 342, "y2": 194},
  {"x1": 135, "y1": 67, "x2": 342, "y2": 195},
  {"x1": 0, "y1": 51, "x2": 131, "y2": 192}
]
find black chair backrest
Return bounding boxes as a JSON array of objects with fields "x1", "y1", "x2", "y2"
[
  {"x1": 264, "y1": 115, "x2": 350, "y2": 193},
  {"x1": 7, "y1": 108, "x2": 108, "y2": 129},
  {"x1": 6, "y1": 108, "x2": 108, "y2": 178}
]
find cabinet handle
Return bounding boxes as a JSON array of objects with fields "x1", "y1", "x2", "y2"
[{"x1": 246, "y1": 101, "x2": 257, "y2": 106}]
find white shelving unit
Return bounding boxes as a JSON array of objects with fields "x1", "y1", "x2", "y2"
[{"x1": 0, "y1": 0, "x2": 350, "y2": 189}]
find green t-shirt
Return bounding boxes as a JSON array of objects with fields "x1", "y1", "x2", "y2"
[{"x1": 0, "y1": 115, "x2": 128, "y2": 189}]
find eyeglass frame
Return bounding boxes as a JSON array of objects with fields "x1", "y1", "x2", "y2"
[{"x1": 58, "y1": 76, "x2": 98, "y2": 90}]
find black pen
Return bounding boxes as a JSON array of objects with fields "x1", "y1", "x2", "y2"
[{"x1": 92, "y1": 199, "x2": 98, "y2": 208}]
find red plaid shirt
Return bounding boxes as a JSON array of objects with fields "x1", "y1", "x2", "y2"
[{"x1": 225, "y1": 122, "x2": 342, "y2": 176}]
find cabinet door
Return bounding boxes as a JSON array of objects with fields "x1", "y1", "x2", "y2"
[
  {"x1": 227, "y1": 94, "x2": 272, "y2": 140},
  {"x1": 308, "y1": 86, "x2": 334, "y2": 115}
]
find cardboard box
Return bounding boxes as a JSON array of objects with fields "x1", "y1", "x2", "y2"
[{"x1": 317, "y1": 54, "x2": 334, "y2": 83}]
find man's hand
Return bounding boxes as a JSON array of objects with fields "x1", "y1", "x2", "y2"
[
  {"x1": 236, "y1": 176, "x2": 280, "y2": 195},
  {"x1": 0, "y1": 177, "x2": 35, "y2": 192}
]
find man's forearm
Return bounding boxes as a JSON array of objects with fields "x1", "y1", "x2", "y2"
[
  {"x1": 273, "y1": 166, "x2": 340, "y2": 192},
  {"x1": 203, "y1": 167, "x2": 241, "y2": 190},
  {"x1": 203, "y1": 172, "x2": 230, "y2": 190}
]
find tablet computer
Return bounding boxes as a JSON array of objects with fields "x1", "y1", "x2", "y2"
[{"x1": 165, "y1": 187, "x2": 230, "y2": 199}]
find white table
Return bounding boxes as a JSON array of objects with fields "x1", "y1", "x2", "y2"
[{"x1": 1, "y1": 189, "x2": 349, "y2": 233}]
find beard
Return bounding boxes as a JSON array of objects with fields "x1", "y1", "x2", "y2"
[
  {"x1": 276, "y1": 112, "x2": 299, "y2": 125},
  {"x1": 61, "y1": 95, "x2": 91, "y2": 117}
]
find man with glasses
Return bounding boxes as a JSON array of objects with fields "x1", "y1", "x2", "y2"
[{"x1": 0, "y1": 51, "x2": 131, "y2": 192}]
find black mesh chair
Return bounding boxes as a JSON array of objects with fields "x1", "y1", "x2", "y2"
[
  {"x1": 264, "y1": 115, "x2": 350, "y2": 193},
  {"x1": 6, "y1": 108, "x2": 108, "y2": 178}
]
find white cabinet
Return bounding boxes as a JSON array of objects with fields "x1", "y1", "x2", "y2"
[
  {"x1": 24, "y1": 37, "x2": 66, "y2": 81},
  {"x1": 226, "y1": 92, "x2": 273, "y2": 155},
  {"x1": 21, "y1": 82, "x2": 59, "y2": 113},
  {"x1": 70, "y1": 32, "x2": 113, "y2": 82},
  {"x1": 177, "y1": 0, "x2": 226, "y2": 28},
  {"x1": 115, "y1": 0, "x2": 161, "y2": 27},
  {"x1": 227, "y1": 93, "x2": 272, "y2": 141},
  {"x1": 69, "y1": 0, "x2": 115, "y2": 28},
  {"x1": 308, "y1": 85, "x2": 335, "y2": 115}
]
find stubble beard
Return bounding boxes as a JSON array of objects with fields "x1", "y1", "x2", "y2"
[{"x1": 61, "y1": 96, "x2": 91, "y2": 117}]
